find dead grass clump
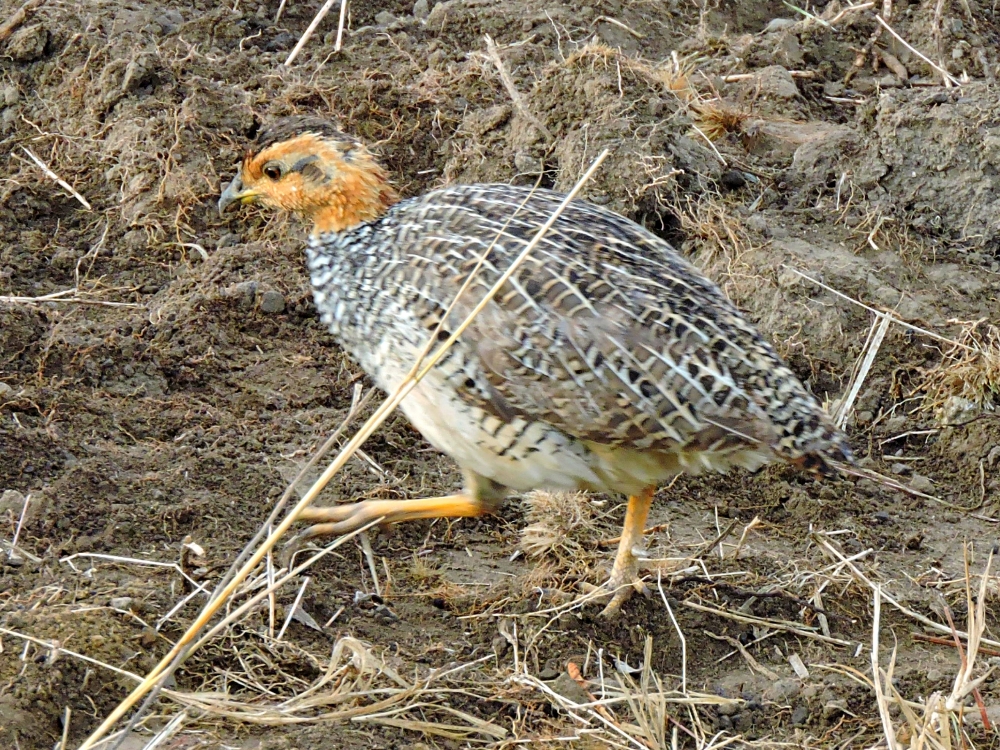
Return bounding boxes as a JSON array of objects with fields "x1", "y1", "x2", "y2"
[
  {"x1": 665, "y1": 192, "x2": 768, "y2": 307},
  {"x1": 918, "y1": 319, "x2": 1000, "y2": 422},
  {"x1": 519, "y1": 490, "x2": 599, "y2": 567},
  {"x1": 691, "y1": 100, "x2": 750, "y2": 141}
]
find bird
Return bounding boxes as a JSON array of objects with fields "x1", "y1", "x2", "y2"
[{"x1": 219, "y1": 115, "x2": 852, "y2": 616}]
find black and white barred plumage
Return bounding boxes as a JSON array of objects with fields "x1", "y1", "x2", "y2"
[{"x1": 303, "y1": 183, "x2": 851, "y2": 497}]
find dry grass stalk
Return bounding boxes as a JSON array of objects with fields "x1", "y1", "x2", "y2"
[
  {"x1": 783, "y1": 266, "x2": 971, "y2": 352},
  {"x1": 516, "y1": 637, "x2": 743, "y2": 749},
  {"x1": 18, "y1": 146, "x2": 92, "y2": 210},
  {"x1": 173, "y1": 638, "x2": 507, "y2": 740},
  {"x1": 0, "y1": 288, "x2": 141, "y2": 308},
  {"x1": 814, "y1": 532, "x2": 1000, "y2": 651},
  {"x1": 79, "y1": 150, "x2": 611, "y2": 750},
  {"x1": 834, "y1": 311, "x2": 892, "y2": 429},
  {"x1": 285, "y1": 0, "x2": 342, "y2": 66},
  {"x1": 681, "y1": 598, "x2": 852, "y2": 647},
  {"x1": 874, "y1": 14, "x2": 962, "y2": 87},
  {"x1": 484, "y1": 34, "x2": 553, "y2": 142},
  {"x1": 869, "y1": 546, "x2": 995, "y2": 749},
  {"x1": 721, "y1": 71, "x2": 816, "y2": 82},
  {"x1": 334, "y1": 0, "x2": 348, "y2": 52}
]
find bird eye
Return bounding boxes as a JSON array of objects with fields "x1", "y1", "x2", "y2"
[{"x1": 263, "y1": 163, "x2": 283, "y2": 181}]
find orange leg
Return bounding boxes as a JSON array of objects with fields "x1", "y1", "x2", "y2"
[
  {"x1": 292, "y1": 494, "x2": 486, "y2": 541},
  {"x1": 600, "y1": 486, "x2": 655, "y2": 618}
]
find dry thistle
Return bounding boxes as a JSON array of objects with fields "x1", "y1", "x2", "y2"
[
  {"x1": 691, "y1": 101, "x2": 749, "y2": 141},
  {"x1": 519, "y1": 490, "x2": 597, "y2": 564}
]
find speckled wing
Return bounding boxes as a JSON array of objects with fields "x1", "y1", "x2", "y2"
[{"x1": 393, "y1": 185, "x2": 832, "y2": 459}]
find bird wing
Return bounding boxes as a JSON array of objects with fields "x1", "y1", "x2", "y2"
[{"x1": 394, "y1": 185, "x2": 820, "y2": 455}]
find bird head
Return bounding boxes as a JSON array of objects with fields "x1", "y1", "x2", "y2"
[{"x1": 218, "y1": 116, "x2": 398, "y2": 235}]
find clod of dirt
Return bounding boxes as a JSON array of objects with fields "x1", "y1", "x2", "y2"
[
  {"x1": 856, "y1": 83, "x2": 1000, "y2": 253},
  {"x1": 754, "y1": 65, "x2": 800, "y2": 100},
  {"x1": 5, "y1": 23, "x2": 48, "y2": 62},
  {"x1": 259, "y1": 289, "x2": 285, "y2": 314}
]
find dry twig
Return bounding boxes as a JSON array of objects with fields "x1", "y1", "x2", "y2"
[
  {"x1": 0, "y1": 0, "x2": 43, "y2": 43},
  {"x1": 18, "y1": 146, "x2": 92, "y2": 210},
  {"x1": 484, "y1": 35, "x2": 553, "y2": 142}
]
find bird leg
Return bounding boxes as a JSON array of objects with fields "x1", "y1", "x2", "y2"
[
  {"x1": 599, "y1": 486, "x2": 655, "y2": 618},
  {"x1": 287, "y1": 470, "x2": 507, "y2": 549},
  {"x1": 290, "y1": 494, "x2": 486, "y2": 542}
]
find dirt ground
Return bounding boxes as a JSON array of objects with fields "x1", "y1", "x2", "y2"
[{"x1": 2, "y1": 0, "x2": 1000, "y2": 747}]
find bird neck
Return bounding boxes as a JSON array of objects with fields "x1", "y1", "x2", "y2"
[{"x1": 310, "y1": 165, "x2": 399, "y2": 235}]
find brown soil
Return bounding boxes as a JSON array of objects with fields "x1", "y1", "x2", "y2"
[{"x1": 2, "y1": 0, "x2": 999, "y2": 748}]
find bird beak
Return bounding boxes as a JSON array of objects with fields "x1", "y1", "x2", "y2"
[{"x1": 218, "y1": 174, "x2": 257, "y2": 215}]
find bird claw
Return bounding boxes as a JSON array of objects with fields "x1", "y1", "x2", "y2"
[{"x1": 580, "y1": 564, "x2": 651, "y2": 618}]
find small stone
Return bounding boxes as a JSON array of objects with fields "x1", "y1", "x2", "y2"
[
  {"x1": 823, "y1": 81, "x2": 845, "y2": 97},
  {"x1": 557, "y1": 612, "x2": 577, "y2": 630},
  {"x1": 0, "y1": 489, "x2": 25, "y2": 515},
  {"x1": 755, "y1": 65, "x2": 799, "y2": 100},
  {"x1": 110, "y1": 596, "x2": 134, "y2": 610},
  {"x1": 885, "y1": 415, "x2": 907, "y2": 432},
  {"x1": 764, "y1": 18, "x2": 796, "y2": 32},
  {"x1": 154, "y1": 9, "x2": 184, "y2": 35},
  {"x1": 375, "y1": 10, "x2": 396, "y2": 25},
  {"x1": 0, "y1": 84, "x2": 18, "y2": 106},
  {"x1": 549, "y1": 672, "x2": 591, "y2": 704},
  {"x1": 717, "y1": 701, "x2": 740, "y2": 717},
  {"x1": 745, "y1": 213, "x2": 770, "y2": 236},
  {"x1": 233, "y1": 281, "x2": 258, "y2": 310},
  {"x1": 964, "y1": 704, "x2": 1000, "y2": 728},
  {"x1": 909, "y1": 474, "x2": 934, "y2": 493},
  {"x1": 216, "y1": 233, "x2": 240, "y2": 249},
  {"x1": 987, "y1": 445, "x2": 1000, "y2": 468},
  {"x1": 791, "y1": 704, "x2": 810, "y2": 725},
  {"x1": 890, "y1": 462, "x2": 912, "y2": 476},
  {"x1": 513, "y1": 152, "x2": 542, "y2": 174},
  {"x1": 940, "y1": 395, "x2": 977, "y2": 423},
  {"x1": 872, "y1": 510, "x2": 892, "y2": 524},
  {"x1": 259, "y1": 289, "x2": 285, "y2": 314},
  {"x1": 538, "y1": 666, "x2": 559, "y2": 680},
  {"x1": 0, "y1": 382, "x2": 12, "y2": 398},
  {"x1": 413, "y1": 0, "x2": 430, "y2": 19},
  {"x1": 763, "y1": 677, "x2": 800, "y2": 703},
  {"x1": 720, "y1": 170, "x2": 747, "y2": 190}
]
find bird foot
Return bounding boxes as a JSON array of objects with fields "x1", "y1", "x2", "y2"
[{"x1": 580, "y1": 556, "x2": 651, "y2": 618}]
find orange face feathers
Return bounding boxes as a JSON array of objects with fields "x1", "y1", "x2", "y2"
[{"x1": 219, "y1": 118, "x2": 398, "y2": 235}]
